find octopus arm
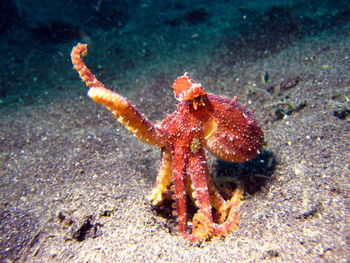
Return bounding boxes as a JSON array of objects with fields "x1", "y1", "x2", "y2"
[
  {"x1": 185, "y1": 145, "x2": 215, "y2": 242},
  {"x1": 71, "y1": 43, "x2": 163, "y2": 146},
  {"x1": 148, "y1": 148, "x2": 173, "y2": 205},
  {"x1": 171, "y1": 145, "x2": 190, "y2": 239},
  {"x1": 185, "y1": 137, "x2": 243, "y2": 241}
]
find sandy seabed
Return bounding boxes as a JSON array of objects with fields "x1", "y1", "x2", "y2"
[{"x1": 0, "y1": 3, "x2": 349, "y2": 262}]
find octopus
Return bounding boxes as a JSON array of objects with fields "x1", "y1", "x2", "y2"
[{"x1": 71, "y1": 43, "x2": 264, "y2": 242}]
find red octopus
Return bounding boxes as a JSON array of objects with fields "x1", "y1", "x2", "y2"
[{"x1": 71, "y1": 43, "x2": 264, "y2": 242}]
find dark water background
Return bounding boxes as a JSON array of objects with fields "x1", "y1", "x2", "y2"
[{"x1": 1, "y1": 0, "x2": 350, "y2": 107}]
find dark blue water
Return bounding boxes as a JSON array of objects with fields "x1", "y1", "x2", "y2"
[{"x1": 1, "y1": 0, "x2": 349, "y2": 108}]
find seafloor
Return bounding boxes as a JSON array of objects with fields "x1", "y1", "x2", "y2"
[{"x1": 0, "y1": 0, "x2": 349, "y2": 262}]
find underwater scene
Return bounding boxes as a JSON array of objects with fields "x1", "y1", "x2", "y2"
[{"x1": 0, "y1": 0, "x2": 349, "y2": 262}]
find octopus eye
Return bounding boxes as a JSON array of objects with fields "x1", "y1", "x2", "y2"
[{"x1": 192, "y1": 96, "x2": 206, "y2": 110}]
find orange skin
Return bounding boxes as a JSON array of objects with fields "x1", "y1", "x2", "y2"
[{"x1": 71, "y1": 43, "x2": 264, "y2": 242}]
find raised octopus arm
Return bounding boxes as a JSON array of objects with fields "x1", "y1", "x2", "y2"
[{"x1": 71, "y1": 43, "x2": 163, "y2": 147}]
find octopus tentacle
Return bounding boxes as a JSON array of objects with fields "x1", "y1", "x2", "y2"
[
  {"x1": 71, "y1": 43, "x2": 163, "y2": 146},
  {"x1": 185, "y1": 139, "x2": 243, "y2": 242},
  {"x1": 148, "y1": 147, "x2": 173, "y2": 206},
  {"x1": 171, "y1": 147, "x2": 190, "y2": 239},
  {"x1": 211, "y1": 187, "x2": 243, "y2": 237},
  {"x1": 206, "y1": 176, "x2": 227, "y2": 223},
  {"x1": 186, "y1": 144, "x2": 215, "y2": 242}
]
